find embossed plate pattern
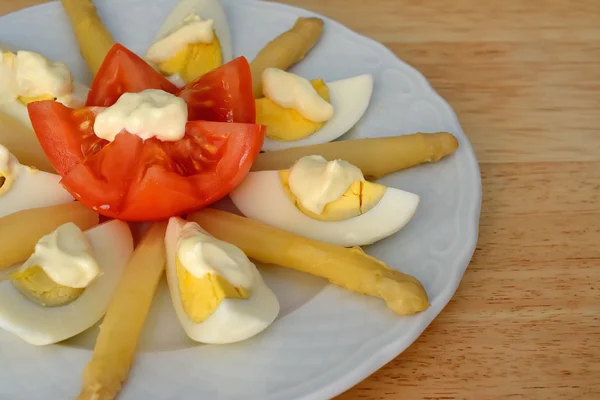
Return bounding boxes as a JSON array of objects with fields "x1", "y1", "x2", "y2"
[{"x1": 0, "y1": 0, "x2": 481, "y2": 399}]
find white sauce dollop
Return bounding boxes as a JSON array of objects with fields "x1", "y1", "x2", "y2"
[
  {"x1": 93, "y1": 89, "x2": 188, "y2": 142},
  {"x1": 176, "y1": 221, "x2": 254, "y2": 289},
  {"x1": 0, "y1": 50, "x2": 82, "y2": 106},
  {"x1": 0, "y1": 51, "x2": 19, "y2": 102},
  {"x1": 146, "y1": 13, "x2": 215, "y2": 63},
  {"x1": 14, "y1": 51, "x2": 72, "y2": 99},
  {"x1": 262, "y1": 68, "x2": 334, "y2": 122},
  {"x1": 288, "y1": 155, "x2": 365, "y2": 214},
  {"x1": 21, "y1": 222, "x2": 100, "y2": 288}
]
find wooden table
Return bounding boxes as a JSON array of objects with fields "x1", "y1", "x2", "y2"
[{"x1": 1, "y1": 0, "x2": 599, "y2": 399}]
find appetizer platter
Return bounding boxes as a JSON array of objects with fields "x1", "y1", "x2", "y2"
[{"x1": 0, "y1": 0, "x2": 482, "y2": 399}]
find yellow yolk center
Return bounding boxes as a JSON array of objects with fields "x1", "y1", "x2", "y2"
[
  {"x1": 279, "y1": 169, "x2": 387, "y2": 221},
  {"x1": 18, "y1": 94, "x2": 56, "y2": 105},
  {"x1": 10, "y1": 266, "x2": 83, "y2": 307},
  {"x1": 256, "y1": 79, "x2": 331, "y2": 142},
  {"x1": 156, "y1": 33, "x2": 223, "y2": 84},
  {"x1": 175, "y1": 257, "x2": 250, "y2": 323}
]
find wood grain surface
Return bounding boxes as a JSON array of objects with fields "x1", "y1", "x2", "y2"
[{"x1": 1, "y1": 0, "x2": 599, "y2": 399}]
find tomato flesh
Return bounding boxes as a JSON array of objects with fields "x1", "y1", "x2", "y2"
[
  {"x1": 60, "y1": 132, "x2": 144, "y2": 215},
  {"x1": 178, "y1": 57, "x2": 256, "y2": 123},
  {"x1": 86, "y1": 43, "x2": 178, "y2": 107},
  {"x1": 29, "y1": 101, "x2": 265, "y2": 221},
  {"x1": 28, "y1": 101, "x2": 106, "y2": 176},
  {"x1": 101, "y1": 121, "x2": 265, "y2": 221}
]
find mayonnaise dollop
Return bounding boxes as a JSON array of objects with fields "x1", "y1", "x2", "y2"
[
  {"x1": 14, "y1": 51, "x2": 72, "y2": 99},
  {"x1": 20, "y1": 222, "x2": 100, "y2": 288},
  {"x1": 262, "y1": 68, "x2": 334, "y2": 122},
  {"x1": 0, "y1": 51, "x2": 18, "y2": 102},
  {"x1": 147, "y1": 13, "x2": 215, "y2": 63},
  {"x1": 93, "y1": 89, "x2": 188, "y2": 142},
  {"x1": 288, "y1": 155, "x2": 365, "y2": 215},
  {"x1": 177, "y1": 222, "x2": 254, "y2": 289},
  {"x1": 0, "y1": 50, "x2": 78, "y2": 104}
]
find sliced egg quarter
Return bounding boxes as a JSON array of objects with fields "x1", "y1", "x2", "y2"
[
  {"x1": 0, "y1": 145, "x2": 74, "y2": 218},
  {"x1": 154, "y1": 34, "x2": 224, "y2": 84},
  {"x1": 230, "y1": 170, "x2": 420, "y2": 247},
  {"x1": 279, "y1": 169, "x2": 387, "y2": 222},
  {"x1": 174, "y1": 257, "x2": 251, "y2": 324},
  {"x1": 10, "y1": 222, "x2": 100, "y2": 307},
  {"x1": 257, "y1": 78, "x2": 331, "y2": 142},
  {"x1": 0, "y1": 48, "x2": 89, "y2": 129},
  {"x1": 0, "y1": 220, "x2": 134, "y2": 346},
  {"x1": 150, "y1": 0, "x2": 233, "y2": 84},
  {"x1": 165, "y1": 217, "x2": 279, "y2": 344},
  {"x1": 10, "y1": 265, "x2": 83, "y2": 307},
  {"x1": 260, "y1": 73, "x2": 374, "y2": 151}
]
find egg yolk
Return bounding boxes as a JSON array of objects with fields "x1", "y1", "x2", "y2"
[
  {"x1": 175, "y1": 257, "x2": 250, "y2": 323},
  {"x1": 18, "y1": 94, "x2": 56, "y2": 105},
  {"x1": 279, "y1": 169, "x2": 387, "y2": 221},
  {"x1": 256, "y1": 79, "x2": 331, "y2": 142},
  {"x1": 10, "y1": 266, "x2": 83, "y2": 307},
  {"x1": 156, "y1": 33, "x2": 223, "y2": 84}
]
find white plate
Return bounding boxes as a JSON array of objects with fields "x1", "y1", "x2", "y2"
[{"x1": 0, "y1": 0, "x2": 481, "y2": 399}]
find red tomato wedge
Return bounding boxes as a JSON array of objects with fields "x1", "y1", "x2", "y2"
[
  {"x1": 178, "y1": 56, "x2": 256, "y2": 123},
  {"x1": 61, "y1": 132, "x2": 144, "y2": 216},
  {"x1": 86, "y1": 43, "x2": 178, "y2": 107},
  {"x1": 27, "y1": 101, "x2": 106, "y2": 176},
  {"x1": 28, "y1": 101, "x2": 265, "y2": 221},
  {"x1": 28, "y1": 43, "x2": 264, "y2": 221},
  {"x1": 86, "y1": 43, "x2": 256, "y2": 125}
]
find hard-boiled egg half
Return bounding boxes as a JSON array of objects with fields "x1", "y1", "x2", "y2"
[
  {"x1": 0, "y1": 144, "x2": 73, "y2": 218},
  {"x1": 165, "y1": 217, "x2": 279, "y2": 344},
  {"x1": 257, "y1": 68, "x2": 373, "y2": 151},
  {"x1": 147, "y1": 0, "x2": 233, "y2": 86},
  {"x1": 230, "y1": 155, "x2": 420, "y2": 247},
  {"x1": 0, "y1": 220, "x2": 133, "y2": 345},
  {"x1": 0, "y1": 46, "x2": 88, "y2": 129}
]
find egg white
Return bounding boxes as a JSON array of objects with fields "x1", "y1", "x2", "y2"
[
  {"x1": 0, "y1": 153, "x2": 73, "y2": 218},
  {"x1": 155, "y1": 0, "x2": 233, "y2": 64},
  {"x1": 0, "y1": 101, "x2": 32, "y2": 129},
  {"x1": 165, "y1": 217, "x2": 279, "y2": 344},
  {"x1": 262, "y1": 74, "x2": 374, "y2": 151},
  {"x1": 230, "y1": 171, "x2": 420, "y2": 247},
  {"x1": 0, "y1": 220, "x2": 134, "y2": 346},
  {"x1": 0, "y1": 42, "x2": 28, "y2": 128}
]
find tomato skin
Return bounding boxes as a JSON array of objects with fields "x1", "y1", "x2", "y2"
[
  {"x1": 178, "y1": 57, "x2": 256, "y2": 124},
  {"x1": 27, "y1": 101, "x2": 105, "y2": 176},
  {"x1": 57, "y1": 121, "x2": 265, "y2": 221},
  {"x1": 29, "y1": 102, "x2": 265, "y2": 221},
  {"x1": 60, "y1": 133, "x2": 144, "y2": 215},
  {"x1": 116, "y1": 121, "x2": 265, "y2": 221},
  {"x1": 86, "y1": 43, "x2": 178, "y2": 107}
]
